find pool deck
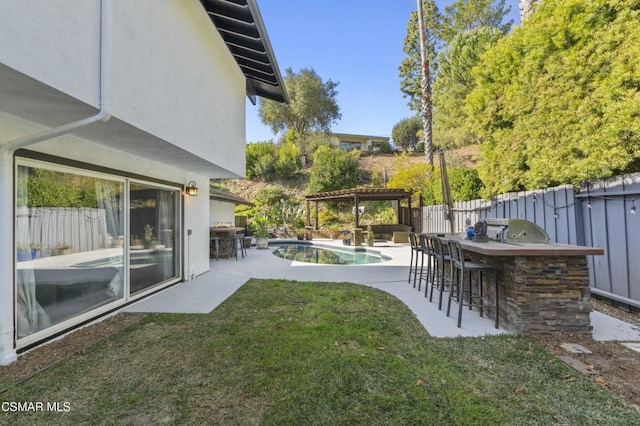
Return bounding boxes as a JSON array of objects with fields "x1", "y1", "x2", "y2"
[{"x1": 124, "y1": 239, "x2": 640, "y2": 341}]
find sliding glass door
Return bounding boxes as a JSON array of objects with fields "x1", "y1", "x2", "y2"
[
  {"x1": 129, "y1": 183, "x2": 179, "y2": 294},
  {"x1": 15, "y1": 160, "x2": 182, "y2": 343}
]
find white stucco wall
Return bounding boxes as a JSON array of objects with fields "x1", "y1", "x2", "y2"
[
  {"x1": 210, "y1": 201, "x2": 237, "y2": 226},
  {"x1": 0, "y1": 0, "x2": 246, "y2": 176},
  {"x1": 0, "y1": 0, "x2": 256, "y2": 363}
]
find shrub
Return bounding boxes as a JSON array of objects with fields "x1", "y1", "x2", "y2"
[{"x1": 307, "y1": 145, "x2": 359, "y2": 194}]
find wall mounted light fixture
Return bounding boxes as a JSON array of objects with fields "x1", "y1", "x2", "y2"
[{"x1": 185, "y1": 181, "x2": 198, "y2": 196}]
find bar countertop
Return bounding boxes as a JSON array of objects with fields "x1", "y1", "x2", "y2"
[{"x1": 437, "y1": 236, "x2": 604, "y2": 257}]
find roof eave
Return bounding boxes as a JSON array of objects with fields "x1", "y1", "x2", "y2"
[{"x1": 201, "y1": 0, "x2": 289, "y2": 104}]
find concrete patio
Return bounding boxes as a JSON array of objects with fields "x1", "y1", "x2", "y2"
[{"x1": 124, "y1": 239, "x2": 640, "y2": 341}]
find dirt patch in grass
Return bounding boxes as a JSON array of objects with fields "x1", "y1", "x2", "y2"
[
  {"x1": 0, "y1": 313, "x2": 146, "y2": 390},
  {"x1": 531, "y1": 298, "x2": 640, "y2": 408}
]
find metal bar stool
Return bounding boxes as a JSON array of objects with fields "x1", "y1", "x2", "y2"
[
  {"x1": 427, "y1": 236, "x2": 451, "y2": 310},
  {"x1": 210, "y1": 237, "x2": 221, "y2": 260},
  {"x1": 408, "y1": 232, "x2": 421, "y2": 287},
  {"x1": 446, "y1": 240, "x2": 499, "y2": 329},
  {"x1": 417, "y1": 233, "x2": 433, "y2": 292},
  {"x1": 232, "y1": 233, "x2": 246, "y2": 260}
]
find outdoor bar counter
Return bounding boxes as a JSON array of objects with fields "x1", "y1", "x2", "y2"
[{"x1": 445, "y1": 237, "x2": 604, "y2": 334}]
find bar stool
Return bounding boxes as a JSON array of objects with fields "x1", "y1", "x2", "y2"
[
  {"x1": 446, "y1": 240, "x2": 499, "y2": 329},
  {"x1": 210, "y1": 236, "x2": 221, "y2": 260},
  {"x1": 416, "y1": 233, "x2": 433, "y2": 292},
  {"x1": 232, "y1": 233, "x2": 246, "y2": 260},
  {"x1": 428, "y1": 236, "x2": 451, "y2": 310},
  {"x1": 408, "y1": 232, "x2": 421, "y2": 287}
]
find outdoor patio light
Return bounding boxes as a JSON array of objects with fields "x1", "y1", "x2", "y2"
[
  {"x1": 185, "y1": 181, "x2": 198, "y2": 197},
  {"x1": 631, "y1": 200, "x2": 637, "y2": 215}
]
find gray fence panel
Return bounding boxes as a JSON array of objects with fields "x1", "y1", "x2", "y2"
[
  {"x1": 579, "y1": 173, "x2": 640, "y2": 306},
  {"x1": 421, "y1": 175, "x2": 640, "y2": 306}
]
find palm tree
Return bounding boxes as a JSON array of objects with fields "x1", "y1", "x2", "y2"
[{"x1": 519, "y1": 0, "x2": 537, "y2": 21}]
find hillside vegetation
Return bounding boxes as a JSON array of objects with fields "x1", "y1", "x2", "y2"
[{"x1": 221, "y1": 146, "x2": 480, "y2": 204}]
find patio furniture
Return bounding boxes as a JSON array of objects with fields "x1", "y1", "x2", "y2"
[
  {"x1": 392, "y1": 231, "x2": 409, "y2": 244},
  {"x1": 231, "y1": 233, "x2": 247, "y2": 260},
  {"x1": 446, "y1": 240, "x2": 498, "y2": 329},
  {"x1": 417, "y1": 233, "x2": 434, "y2": 292},
  {"x1": 210, "y1": 236, "x2": 221, "y2": 260},
  {"x1": 427, "y1": 236, "x2": 451, "y2": 310},
  {"x1": 408, "y1": 232, "x2": 421, "y2": 287},
  {"x1": 210, "y1": 227, "x2": 245, "y2": 259}
]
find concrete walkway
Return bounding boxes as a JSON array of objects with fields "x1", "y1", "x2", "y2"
[{"x1": 124, "y1": 239, "x2": 640, "y2": 341}]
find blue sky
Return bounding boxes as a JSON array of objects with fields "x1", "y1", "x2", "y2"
[{"x1": 245, "y1": 0, "x2": 521, "y2": 143}]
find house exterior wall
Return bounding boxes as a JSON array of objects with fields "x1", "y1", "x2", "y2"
[
  {"x1": 0, "y1": 0, "x2": 246, "y2": 176},
  {"x1": 0, "y1": 0, "x2": 253, "y2": 364}
]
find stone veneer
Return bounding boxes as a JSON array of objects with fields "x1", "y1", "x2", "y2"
[{"x1": 468, "y1": 254, "x2": 592, "y2": 334}]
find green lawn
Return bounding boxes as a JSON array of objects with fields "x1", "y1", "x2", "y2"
[{"x1": 1, "y1": 279, "x2": 638, "y2": 425}]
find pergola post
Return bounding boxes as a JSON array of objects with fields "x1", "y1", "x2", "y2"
[
  {"x1": 314, "y1": 201, "x2": 319, "y2": 230},
  {"x1": 306, "y1": 200, "x2": 310, "y2": 226},
  {"x1": 354, "y1": 194, "x2": 360, "y2": 228}
]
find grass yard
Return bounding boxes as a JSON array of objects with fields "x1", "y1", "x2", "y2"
[{"x1": 1, "y1": 279, "x2": 639, "y2": 425}]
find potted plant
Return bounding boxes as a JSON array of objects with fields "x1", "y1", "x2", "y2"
[
  {"x1": 295, "y1": 219, "x2": 306, "y2": 240},
  {"x1": 16, "y1": 243, "x2": 31, "y2": 262},
  {"x1": 143, "y1": 224, "x2": 157, "y2": 250},
  {"x1": 366, "y1": 225, "x2": 375, "y2": 247},
  {"x1": 30, "y1": 243, "x2": 41, "y2": 259},
  {"x1": 253, "y1": 215, "x2": 270, "y2": 249}
]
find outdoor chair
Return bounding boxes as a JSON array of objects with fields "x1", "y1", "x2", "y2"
[
  {"x1": 210, "y1": 236, "x2": 221, "y2": 260},
  {"x1": 427, "y1": 236, "x2": 451, "y2": 310},
  {"x1": 232, "y1": 233, "x2": 247, "y2": 260},
  {"x1": 417, "y1": 233, "x2": 434, "y2": 292},
  {"x1": 408, "y1": 232, "x2": 421, "y2": 287},
  {"x1": 446, "y1": 240, "x2": 499, "y2": 329}
]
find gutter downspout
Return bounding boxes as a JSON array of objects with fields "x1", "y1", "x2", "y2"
[{"x1": 0, "y1": 0, "x2": 113, "y2": 366}]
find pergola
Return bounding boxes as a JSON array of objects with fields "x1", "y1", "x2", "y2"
[{"x1": 305, "y1": 187, "x2": 413, "y2": 229}]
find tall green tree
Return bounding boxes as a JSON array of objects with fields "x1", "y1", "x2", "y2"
[
  {"x1": 392, "y1": 117, "x2": 422, "y2": 151},
  {"x1": 307, "y1": 145, "x2": 358, "y2": 194},
  {"x1": 433, "y1": 26, "x2": 505, "y2": 148},
  {"x1": 518, "y1": 0, "x2": 537, "y2": 20},
  {"x1": 440, "y1": 0, "x2": 512, "y2": 43},
  {"x1": 400, "y1": 0, "x2": 511, "y2": 113},
  {"x1": 399, "y1": 1, "x2": 440, "y2": 114},
  {"x1": 259, "y1": 68, "x2": 341, "y2": 156},
  {"x1": 468, "y1": 0, "x2": 640, "y2": 195}
]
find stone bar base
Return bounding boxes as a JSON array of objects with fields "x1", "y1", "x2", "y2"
[{"x1": 469, "y1": 254, "x2": 592, "y2": 334}]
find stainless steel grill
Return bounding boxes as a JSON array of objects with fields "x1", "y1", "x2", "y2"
[{"x1": 479, "y1": 218, "x2": 549, "y2": 244}]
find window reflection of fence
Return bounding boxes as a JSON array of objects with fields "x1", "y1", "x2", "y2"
[{"x1": 17, "y1": 207, "x2": 111, "y2": 257}]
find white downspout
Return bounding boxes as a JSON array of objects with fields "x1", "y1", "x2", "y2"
[{"x1": 0, "y1": 0, "x2": 113, "y2": 365}]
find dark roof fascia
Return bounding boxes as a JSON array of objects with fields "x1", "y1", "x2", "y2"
[
  {"x1": 210, "y1": 189, "x2": 255, "y2": 206},
  {"x1": 201, "y1": 0, "x2": 289, "y2": 104}
]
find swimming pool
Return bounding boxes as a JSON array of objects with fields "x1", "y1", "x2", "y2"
[{"x1": 271, "y1": 242, "x2": 387, "y2": 265}]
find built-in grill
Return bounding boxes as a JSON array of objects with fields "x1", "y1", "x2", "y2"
[{"x1": 475, "y1": 218, "x2": 549, "y2": 244}]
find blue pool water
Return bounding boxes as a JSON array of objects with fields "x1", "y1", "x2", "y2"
[{"x1": 272, "y1": 243, "x2": 386, "y2": 265}]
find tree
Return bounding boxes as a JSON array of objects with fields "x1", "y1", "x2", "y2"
[
  {"x1": 433, "y1": 26, "x2": 505, "y2": 148},
  {"x1": 417, "y1": 0, "x2": 435, "y2": 165},
  {"x1": 399, "y1": 1, "x2": 511, "y2": 112},
  {"x1": 448, "y1": 167, "x2": 483, "y2": 201},
  {"x1": 467, "y1": 0, "x2": 640, "y2": 194},
  {"x1": 440, "y1": 0, "x2": 512, "y2": 43},
  {"x1": 259, "y1": 68, "x2": 341, "y2": 156},
  {"x1": 307, "y1": 145, "x2": 358, "y2": 194},
  {"x1": 392, "y1": 117, "x2": 422, "y2": 151},
  {"x1": 399, "y1": 1, "x2": 440, "y2": 113},
  {"x1": 519, "y1": 0, "x2": 537, "y2": 21}
]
